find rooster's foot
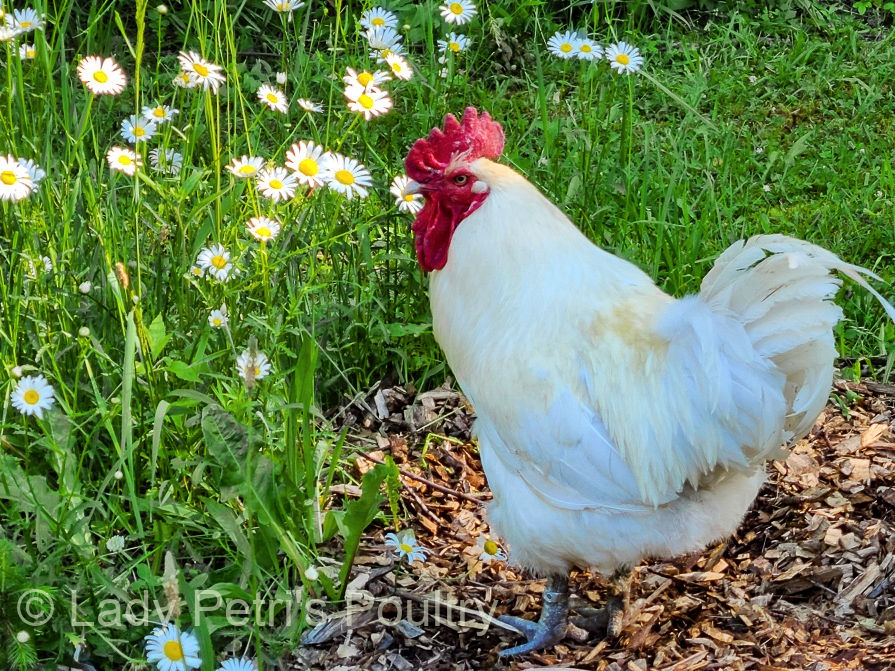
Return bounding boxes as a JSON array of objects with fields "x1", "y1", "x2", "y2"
[
  {"x1": 571, "y1": 567, "x2": 631, "y2": 639},
  {"x1": 570, "y1": 594, "x2": 625, "y2": 638},
  {"x1": 497, "y1": 575, "x2": 569, "y2": 657}
]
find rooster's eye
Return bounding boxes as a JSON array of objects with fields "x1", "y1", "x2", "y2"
[{"x1": 452, "y1": 173, "x2": 469, "y2": 185}]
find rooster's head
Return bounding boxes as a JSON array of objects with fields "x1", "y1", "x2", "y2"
[{"x1": 405, "y1": 107, "x2": 505, "y2": 272}]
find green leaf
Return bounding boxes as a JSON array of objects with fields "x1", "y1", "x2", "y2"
[
  {"x1": 146, "y1": 313, "x2": 171, "y2": 358},
  {"x1": 165, "y1": 359, "x2": 201, "y2": 382},
  {"x1": 201, "y1": 405, "x2": 249, "y2": 490},
  {"x1": 337, "y1": 464, "x2": 387, "y2": 596}
]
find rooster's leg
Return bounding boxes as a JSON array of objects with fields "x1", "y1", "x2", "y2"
[
  {"x1": 571, "y1": 567, "x2": 632, "y2": 638},
  {"x1": 497, "y1": 574, "x2": 570, "y2": 656}
]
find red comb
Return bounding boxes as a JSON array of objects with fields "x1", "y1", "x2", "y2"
[{"x1": 405, "y1": 107, "x2": 504, "y2": 183}]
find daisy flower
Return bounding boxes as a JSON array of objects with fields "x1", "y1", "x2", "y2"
[
  {"x1": 106, "y1": 147, "x2": 141, "y2": 175},
  {"x1": 19, "y1": 43, "x2": 36, "y2": 59},
  {"x1": 145, "y1": 623, "x2": 202, "y2": 671},
  {"x1": 257, "y1": 84, "x2": 289, "y2": 114},
  {"x1": 236, "y1": 349, "x2": 271, "y2": 382},
  {"x1": 177, "y1": 50, "x2": 226, "y2": 92},
  {"x1": 225, "y1": 155, "x2": 265, "y2": 178},
  {"x1": 13, "y1": 8, "x2": 44, "y2": 31},
  {"x1": 0, "y1": 155, "x2": 34, "y2": 201},
  {"x1": 0, "y1": 24, "x2": 24, "y2": 42},
  {"x1": 385, "y1": 53, "x2": 412, "y2": 81},
  {"x1": 439, "y1": 0, "x2": 476, "y2": 25},
  {"x1": 262, "y1": 0, "x2": 304, "y2": 13},
  {"x1": 172, "y1": 71, "x2": 196, "y2": 88},
  {"x1": 576, "y1": 37, "x2": 601, "y2": 60},
  {"x1": 322, "y1": 154, "x2": 372, "y2": 200},
  {"x1": 390, "y1": 175, "x2": 423, "y2": 214},
  {"x1": 217, "y1": 659, "x2": 257, "y2": 671},
  {"x1": 344, "y1": 85, "x2": 392, "y2": 120},
  {"x1": 547, "y1": 30, "x2": 578, "y2": 59},
  {"x1": 149, "y1": 148, "x2": 183, "y2": 175},
  {"x1": 246, "y1": 216, "x2": 281, "y2": 242},
  {"x1": 189, "y1": 265, "x2": 205, "y2": 279},
  {"x1": 384, "y1": 529, "x2": 428, "y2": 564},
  {"x1": 197, "y1": 244, "x2": 237, "y2": 281},
  {"x1": 475, "y1": 536, "x2": 508, "y2": 563},
  {"x1": 438, "y1": 32, "x2": 470, "y2": 53},
  {"x1": 77, "y1": 56, "x2": 127, "y2": 95},
  {"x1": 285, "y1": 140, "x2": 329, "y2": 188},
  {"x1": 142, "y1": 104, "x2": 179, "y2": 123},
  {"x1": 18, "y1": 158, "x2": 45, "y2": 187},
  {"x1": 297, "y1": 98, "x2": 322, "y2": 113},
  {"x1": 605, "y1": 41, "x2": 643, "y2": 74},
  {"x1": 10, "y1": 374, "x2": 55, "y2": 418},
  {"x1": 208, "y1": 306, "x2": 228, "y2": 328},
  {"x1": 121, "y1": 115, "x2": 158, "y2": 143},
  {"x1": 256, "y1": 167, "x2": 298, "y2": 201},
  {"x1": 343, "y1": 67, "x2": 391, "y2": 90},
  {"x1": 359, "y1": 7, "x2": 398, "y2": 30},
  {"x1": 365, "y1": 25, "x2": 402, "y2": 52}
]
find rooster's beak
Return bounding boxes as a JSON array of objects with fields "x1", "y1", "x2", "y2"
[{"x1": 404, "y1": 179, "x2": 423, "y2": 195}]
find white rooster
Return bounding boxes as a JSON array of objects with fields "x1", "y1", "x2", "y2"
[{"x1": 404, "y1": 108, "x2": 895, "y2": 656}]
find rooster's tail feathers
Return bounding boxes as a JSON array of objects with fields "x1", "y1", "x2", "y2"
[{"x1": 699, "y1": 234, "x2": 895, "y2": 437}]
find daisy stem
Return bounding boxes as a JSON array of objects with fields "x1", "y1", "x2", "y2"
[
  {"x1": 622, "y1": 74, "x2": 633, "y2": 213},
  {"x1": 332, "y1": 113, "x2": 362, "y2": 153},
  {"x1": 204, "y1": 88, "x2": 223, "y2": 240}
]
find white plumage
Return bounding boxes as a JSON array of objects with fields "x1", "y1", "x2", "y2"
[{"x1": 428, "y1": 158, "x2": 895, "y2": 577}]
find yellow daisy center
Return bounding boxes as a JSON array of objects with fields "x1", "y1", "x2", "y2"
[
  {"x1": 483, "y1": 540, "x2": 499, "y2": 555},
  {"x1": 358, "y1": 93, "x2": 374, "y2": 109},
  {"x1": 93, "y1": 70, "x2": 108, "y2": 83},
  {"x1": 391, "y1": 62, "x2": 402, "y2": 73},
  {"x1": 269, "y1": 179, "x2": 283, "y2": 190},
  {"x1": 238, "y1": 165, "x2": 257, "y2": 175},
  {"x1": 193, "y1": 62, "x2": 209, "y2": 77},
  {"x1": 23, "y1": 389, "x2": 40, "y2": 405},
  {"x1": 27, "y1": 49, "x2": 35, "y2": 57},
  {"x1": 212, "y1": 318, "x2": 221, "y2": 326},
  {"x1": 581, "y1": 44, "x2": 592, "y2": 53},
  {"x1": 560, "y1": 43, "x2": 572, "y2": 53},
  {"x1": 335, "y1": 169, "x2": 355, "y2": 186},
  {"x1": 450, "y1": 3, "x2": 462, "y2": 15},
  {"x1": 255, "y1": 226, "x2": 271, "y2": 238},
  {"x1": 118, "y1": 155, "x2": 132, "y2": 166},
  {"x1": 298, "y1": 158, "x2": 318, "y2": 176},
  {"x1": 134, "y1": 126, "x2": 146, "y2": 137},
  {"x1": 617, "y1": 53, "x2": 630, "y2": 65},
  {"x1": 21, "y1": 21, "x2": 32, "y2": 27},
  {"x1": 191, "y1": 268, "x2": 203, "y2": 276},
  {"x1": 1, "y1": 170, "x2": 17, "y2": 185},
  {"x1": 449, "y1": 42, "x2": 460, "y2": 52},
  {"x1": 277, "y1": 2, "x2": 287, "y2": 9},
  {"x1": 399, "y1": 543, "x2": 413, "y2": 553},
  {"x1": 211, "y1": 255, "x2": 227, "y2": 269},
  {"x1": 163, "y1": 640, "x2": 184, "y2": 662},
  {"x1": 266, "y1": 92, "x2": 278, "y2": 103},
  {"x1": 357, "y1": 72, "x2": 374, "y2": 87},
  {"x1": 372, "y1": 17, "x2": 385, "y2": 26},
  {"x1": 380, "y1": 49, "x2": 393, "y2": 58},
  {"x1": 153, "y1": 108, "x2": 166, "y2": 118},
  {"x1": 403, "y1": 194, "x2": 415, "y2": 202}
]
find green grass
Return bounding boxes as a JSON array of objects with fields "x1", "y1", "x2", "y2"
[{"x1": 1, "y1": 1, "x2": 894, "y2": 668}]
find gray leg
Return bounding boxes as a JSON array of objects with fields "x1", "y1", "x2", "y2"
[
  {"x1": 571, "y1": 567, "x2": 632, "y2": 638},
  {"x1": 498, "y1": 574, "x2": 570, "y2": 657}
]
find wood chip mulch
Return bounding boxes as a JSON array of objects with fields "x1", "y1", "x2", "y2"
[{"x1": 291, "y1": 379, "x2": 895, "y2": 671}]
